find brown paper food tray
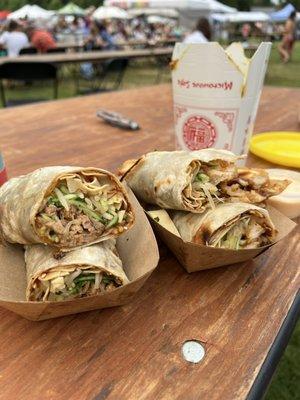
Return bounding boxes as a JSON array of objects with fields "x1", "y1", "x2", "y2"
[
  {"x1": 0, "y1": 189, "x2": 159, "y2": 321},
  {"x1": 147, "y1": 206, "x2": 297, "y2": 273}
]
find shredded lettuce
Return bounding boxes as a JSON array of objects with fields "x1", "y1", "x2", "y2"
[{"x1": 54, "y1": 188, "x2": 69, "y2": 211}]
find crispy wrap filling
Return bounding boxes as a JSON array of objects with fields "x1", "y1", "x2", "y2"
[
  {"x1": 183, "y1": 159, "x2": 237, "y2": 211},
  {"x1": 35, "y1": 171, "x2": 133, "y2": 247},
  {"x1": 208, "y1": 210, "x2": 275, "y2": 249},
  {"x1": 29, "y1": 266, "x2": 123, "y2": 301},
  {"x1": 220, "y1": 168, "x2": 290, "y2": 204}
]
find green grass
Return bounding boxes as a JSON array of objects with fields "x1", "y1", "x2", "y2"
[
  {"x1": 0, "y1": 60, "x2": 171, "y2": 105},
  {"x1": 264, "y1": 42, "x2": 300, "y2": 87},
  {"x1": 0, "y1": 44, "x2": 299, "y2": 400},
  {"x1": 265, "y1": 322, "x2": 300, "y2": 400},
  {"x1": 1, "y1": 42, "x2": 299, "y2": 106}
]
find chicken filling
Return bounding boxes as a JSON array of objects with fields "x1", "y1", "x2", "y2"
[
  {"x1": 30, "y1": 267, "x2": 122, "y2": 301},
  {"x1": 219, "y1": 168, "x2": 290, "y2": 204},
  {"x1": 209, "y1": 212, "x2": 274, "y2": 250},
  {"x1": 35, "y1": 173, "x2": 133, "y2": 247},
  {"x1": 183, "y1": 160, "x2": 237, "y2": 211}
]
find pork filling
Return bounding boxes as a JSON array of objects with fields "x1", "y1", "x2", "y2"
[
  {"x1": 209, "y1": 212, "x2": 274, "y2": 250},
  {"x1": 35, "y1": 173, "x2": 132, "y2": 247},
  {"x1": 219, "y1": 168, "x2": 290, "y2": 204},
  {"x1": 183, "y1": 160, "x2": 237, "y2": 211},
  {"x1": 30, "y1": 268, "x2": 122, "y2": 301}
]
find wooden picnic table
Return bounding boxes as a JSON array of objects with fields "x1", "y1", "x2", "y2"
[
  {"x1": 0, "y1": 47, "x2": 173, "y2": 65},
  {"x1": 55, "y1": 38, "x2": 177, "y2": 50},
  {"x1": 0, "y1": 84, "x2": 299, "y2": 400}
]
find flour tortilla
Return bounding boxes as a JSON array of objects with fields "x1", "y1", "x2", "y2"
[
  {"x1": 0, "y1": 166, "x2": 134, "y2": 249},
  {"x1": 25, "y1": 240, "x2": 129, "y2": 301},
  {"x1": 119, "y1": 149, "x2": 240, "y2": 212},
  {"x1": 172, "y1": 202, "x2": 276, "y2": 248}
]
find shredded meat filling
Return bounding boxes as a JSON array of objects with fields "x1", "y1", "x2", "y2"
[
  {"x1": 219, "y1": 168, "x2": 290, "y2": 204},
  {"x1": 35, "y1": 172, "x2": 132, "y2": 247},
  {"x1": 36, "y1": 205, "x2": 105, "y2": 247}
]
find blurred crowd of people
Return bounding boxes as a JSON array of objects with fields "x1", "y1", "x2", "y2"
[
  {"x1": 0, "y1": 15, "x2": 183, "y2": 57},
  {"x1": 0, "y1": 10, "x2": 297, "y2": 63}
]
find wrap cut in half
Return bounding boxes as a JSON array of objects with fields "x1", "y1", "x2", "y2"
[
  {"x1": 172, "y1": 202, "x2": 277, "y2": 250},
  {"x1": 26, "y1": 240, "x2": 129, "y2": 301},
  {"x1": 220, "y1": 167, "x2": 290, "y2": 204},
  {"x1": 0, "y1": 166, "x2": 134, "y2": 249},
  {"x1": 118, "y1": 149, "x2": 240, "y2": 213}
]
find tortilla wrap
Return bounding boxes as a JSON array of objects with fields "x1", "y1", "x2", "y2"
[
  {"x1": 119, "y1": 149, "x2": 240, "y2": 213},
  {"x1": 26, "y1": 240, "x2": 129, "y2": 301},
  {"x1": 0, "y1": 166, "x2": 134, "y2": 249},
  {"x1": 172, "y1": 202, "x2": 277, "y2": 249}
]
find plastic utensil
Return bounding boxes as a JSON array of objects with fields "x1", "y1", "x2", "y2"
[{"x1": 250, "y1": 132, "x2": 300, "y2": 168}]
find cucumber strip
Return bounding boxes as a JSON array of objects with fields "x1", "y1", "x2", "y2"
[
  {"x1": 106, "y1": 214, "x2": 118, "y2": 228},
  {"x1": 59, "y1": 185, "x2": 69, "y2": 195},
  {"x1": 68, "y1": 199, "x2": 102, "y2": 221},
  {"x1": 74, "y1": 275, "x2": 95, "y2": 283}
]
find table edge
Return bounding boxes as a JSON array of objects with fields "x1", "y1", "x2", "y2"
[{"x1": 246, "y1": 290, "x2": 300, "y2": 400}]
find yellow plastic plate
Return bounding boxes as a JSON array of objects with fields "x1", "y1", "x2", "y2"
[{"x1": 250, "y1": 132, "x2": 300, "y2": 168}]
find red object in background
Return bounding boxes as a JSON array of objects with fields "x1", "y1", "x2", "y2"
[
  {"x1": 31, "y1": 30, "x2": 56, "y2": 53},
  {"x1": 0, "y1": 153, "x2": 7, "y2": 186},
  {"x1": 0, "y1": 168, "x2": 7, "y2": 186},
  {"x1": 0, "y1": 11, "x2": 10, "y2": 20}
]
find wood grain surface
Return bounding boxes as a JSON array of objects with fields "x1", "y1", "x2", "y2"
[
  {"x1": 0, "y1": 47, "x2": 173, "y2": 65},
  {"x1": 0, "y1": 85, "x2": 299, "y2": 400}
]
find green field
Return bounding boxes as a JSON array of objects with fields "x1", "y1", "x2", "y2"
[
  {"x1": 1, "y1": 42, "x2": 299, "y2": 399},
  {"x1": 265, "y1": 322, "x2": 300, "y2": 400},
  {"x1": 1, "y1": 42, "x2": 299, "y2": 105},
  {"x1": 264, "y1": 41, "x2": 300, "y2": 87}
]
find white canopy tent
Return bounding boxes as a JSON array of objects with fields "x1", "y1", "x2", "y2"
[
  {"x1": 211, "y1": 11, "x2": 270, "y2": 23},
  {"x1": 93, "y1": 6, "x2": 130, "y2": 20},
  {"x1": 147, "y1": 15, "x2": 177, "y2": 23},
  {"x1": 128, "y1": 8, "x2": 179, "y2": 18},
  {"x1": 8, "y1": 5, "x2": 54, "y2": 20},
  {"x1": 105, "y1": 0, "x2": 235, "y2": 11},
  {"x1": 104, "y1": 0, "x2": 236, "y2": 27}
]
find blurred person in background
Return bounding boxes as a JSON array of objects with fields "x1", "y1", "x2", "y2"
[
  {"x1": 278, "y1": 10, "x2": 297, "y2": 63},
  {"x1": 26, "y1": 25, "x2": 56, "y2": 53},
  {"x1": 184, "y1": 17, "x2": 211, "y2": 43},
  {"x1": 132, "y1": 22, "x2": 147, "y2": 41},
  {"x1": 83, "y1": 20, "x2": 105, "y2": 49},
  {"x1": 55, "y1": 16, "x2": 69, "y2": 36},
  {"x1": 241, "y1": 23, "x2": 251, "y2": 43},
  {"x1": 97, "y1": 21, "x2": 117, "y2": 50},
  {"x1": 111, "y1": 20, "x2": 130, "y2": 44},
  {"x1": 0, "y1": 20, "x2": 29, "y2": 57},
  {"x1": 171, "y1": 21, "x2": 185, "y2": 39}
]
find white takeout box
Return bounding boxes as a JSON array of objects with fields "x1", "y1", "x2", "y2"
[{"x1": 171, "y1": 42, "x2": 271, "y2": 160}]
